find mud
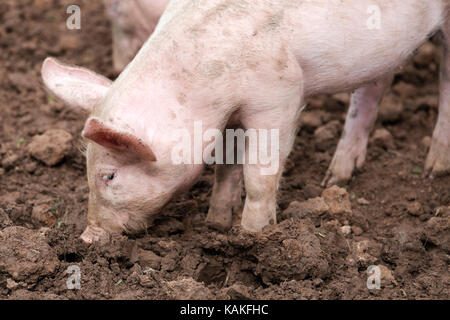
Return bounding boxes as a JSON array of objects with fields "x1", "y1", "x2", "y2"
[{"x1": 0, "y1": 1, "x2": 449, "y2": 300}]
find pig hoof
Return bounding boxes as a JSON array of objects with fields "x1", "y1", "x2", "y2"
[
  {"x1": 80, "y1": 226, "x2": 109, "y2": 244},
  {"x1": 321, "y1": 170, "x2": 350, "y2": 188},
  {"x1": 425, "y1": 140, "x2": 450, "y2": 178},
  {"x1": 321, "y1": 159, "x2": 357, "y2": 188},
  {"x1": 321, "y1": 144, "x2": 367, "y2": 187},
  {"x1": 206, "y1": 207, "x2": 233, "y2": 232}
]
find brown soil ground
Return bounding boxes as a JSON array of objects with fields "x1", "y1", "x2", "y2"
[{"x1": 0, "y1": 0, "x2": 449, "y2": 300}]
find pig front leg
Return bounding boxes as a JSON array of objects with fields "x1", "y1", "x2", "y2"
[
  {"x1": 240, "y1": 92, "x2": 304, "y2": 232},
  {"x1": 425, "y1": 25, "x2": 450, "y2": 177},
  {"x1": 321, "y1": 75, "x2": 393, "y2": 187}
]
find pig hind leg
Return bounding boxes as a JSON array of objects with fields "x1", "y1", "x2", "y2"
[
  {"x1": 206, "y1": 143, "x2": 243, "y2": 232},
  {"x1": 321, "y1": 75, "x2": 393, "y2": 187},
  {"x1": 425, "y1": 23, "x2": 450, "y2": 177}
]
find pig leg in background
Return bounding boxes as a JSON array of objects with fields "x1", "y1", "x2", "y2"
[
  {"x1": 425, "y1": 24, "x2": 450, "y2": 177},
  {"x1": 103, "y1": 0, "x2": 169, "y2": 73},
  {"x1": 240, "y1": 91, "x2": 304, "y2": 232},
  {"x1": 321, "y1": 75, "x2": 394, "y2": 187}
]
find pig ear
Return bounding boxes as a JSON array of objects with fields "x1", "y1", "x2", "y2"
[
  {"x1": 82, "y1": 117, "x2": 157, "y2": 161},
  {"x1": 41, "y1": 57, "x2": 112, "y2": 112}
]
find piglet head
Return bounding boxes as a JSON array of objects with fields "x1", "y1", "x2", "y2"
[
  {"x1": 80, "y1": 117, "x2": 161, "y2": 243},
  {"x1": 41, "y1": 58, "x2": 177, "y2": 243}
]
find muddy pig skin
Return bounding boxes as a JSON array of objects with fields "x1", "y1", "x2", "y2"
[
  {"x1": 103, "y1": 0, "x2": 170, "y2": 73},
  {"x1": 42, "y1": 0, "x2": 450, "y2": 243}
]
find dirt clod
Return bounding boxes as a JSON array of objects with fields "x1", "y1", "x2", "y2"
[
  {"x1": 422, "y1": 208, "x2": 450, "y2": 253},
  {"x1": 138, "y1": 249, "x2": 162, "y2": 271},
  {"x1": 0, "y1": 210, "x2": 13, "y2": 229},
  {"x1": 379, "y1": 265, "x2": 397, "y2": 286},
  {"x1": 393, "y1": 81, "x2": 416, "y2": 99},
  {"x1": 1, "y1": 153, "x2": 19, "y2": 170},
  {"x1": 165, "y1": 278, "x2": 213, "y2": 300},
  {"x1": 280, "y1": 197, "x2": 329, "y2": 220},
  {"x1": 223, "y1": 283, "x2": 252, "y2": 300},
  {"x1": 407, "y1": 201, "x2": 423, "y2": 217},
  {"x1": 370, "y1": 128, "x2": 395, "y2": 150},
  {"x1": 357, "y1": 198, "x2": 370, "y2": 206},
  {"x1": 347, "y1": 240, "x2": 382, "y2": 267},
  {"x1": 321, "y1": 186, "x2": 352, "y2": 219},
  {"x1": 379, "y1": 95, "x2": 404, "y2": 123},
  {"x1": 6, "y1": 278, "x2": 19, "y2": 290},
  {"x1": 255, "y1": 218, "x2": 330, "y2": 284},
  {"x1": 300, "y1": 111, "x2": 323, "y2": 131},
  {"x1": 314, "y1": 120, "x2": 341, "y2": 151},
  {"x1": 341, "y1": 225, "x2": 351, "y2": 236},
  {"x1": 27, "y1": 129, "x2": 72, "y2": 166},
  {"x1": 31, "y1": 204, "x2": 57, "y2": 227},
  {"x1": 0, "y1": 226, "x2": 59, "y2": 283}
]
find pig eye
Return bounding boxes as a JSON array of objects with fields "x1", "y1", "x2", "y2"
[{"x1": 102, "y1": 173, "x2": 116, "y2": 181}]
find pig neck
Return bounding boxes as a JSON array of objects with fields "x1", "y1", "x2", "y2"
[{"x1": 98, "y1": 67, "x2": 232, "y2": 198}]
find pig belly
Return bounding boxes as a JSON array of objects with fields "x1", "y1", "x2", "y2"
[{"x1": 285, "y1": 0, "x2": 446, "y2": 96}]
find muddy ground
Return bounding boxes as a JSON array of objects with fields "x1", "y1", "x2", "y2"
[{"x1": 0, "y1": 1, "x2": 449, "y2": 300}]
